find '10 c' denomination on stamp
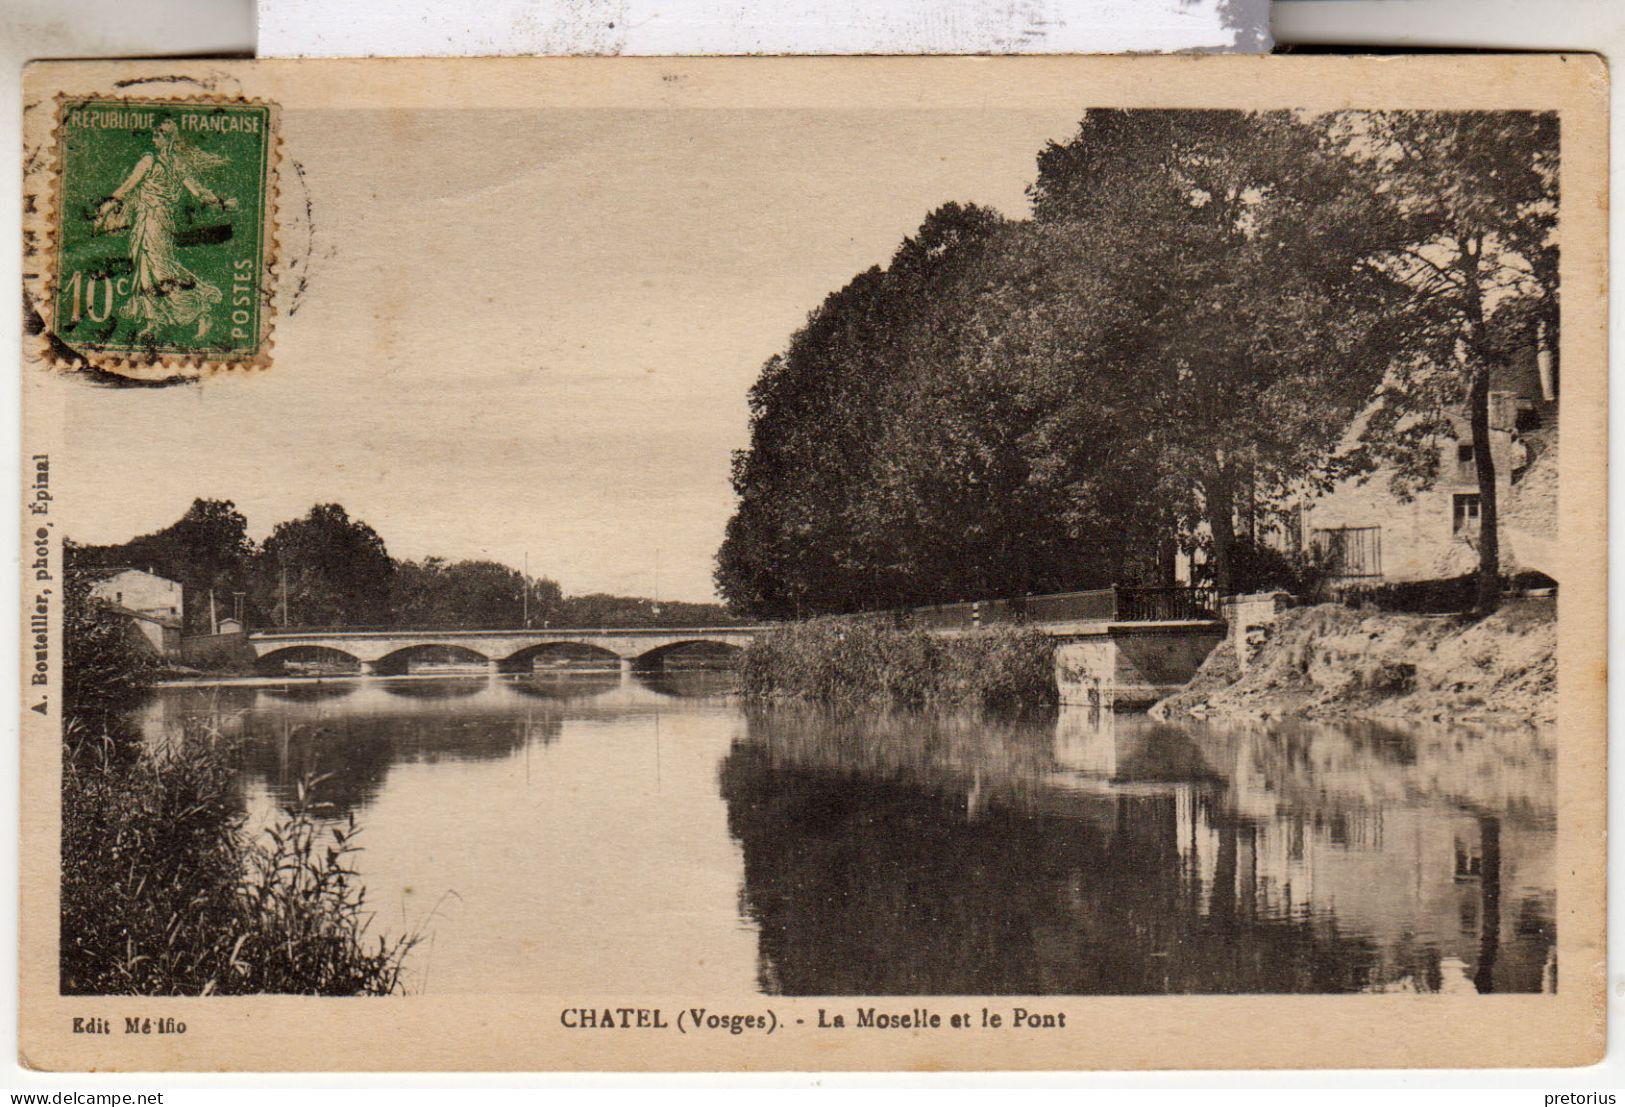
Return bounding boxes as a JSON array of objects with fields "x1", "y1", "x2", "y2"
[{"x1": 48, "y1": 97, "x2": 276, "y2": 376}]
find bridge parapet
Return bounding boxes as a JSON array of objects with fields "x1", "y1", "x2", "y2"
[{"x1": 246, "y1": 626, "x2": 768, "y2": 673}]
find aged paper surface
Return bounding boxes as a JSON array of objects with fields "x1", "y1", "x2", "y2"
[{"x1": 18, "y1": 55, "x2": 1607, "y2": 1071}]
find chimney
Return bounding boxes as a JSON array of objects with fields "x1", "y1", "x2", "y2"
[{"x1": 1536, "y1": 320, "x2": 1556, "y2": 402}]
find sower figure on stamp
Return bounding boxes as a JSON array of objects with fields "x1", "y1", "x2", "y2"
[{"x1": 93, "y1": 117, "x2": 237, "y2": 340}]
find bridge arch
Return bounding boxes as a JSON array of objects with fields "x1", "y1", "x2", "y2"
[
  {"x1": 631, "y1": 638, "x2": 744, "y2": 671},
  {"x1": 500, "y1": 640, "x2": 624, "y2": 674},
  {"x1": 372, "y1": 642, "x2": 491, "y2": 677},
  {"x1": 255, "y1": 644, "x2": 363, "y2": 676}
]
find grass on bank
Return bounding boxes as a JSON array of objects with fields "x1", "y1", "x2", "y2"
[
  {"x1": 60, "y1": 570, "x2": 417, "y2": 996},
  {"x1": 61, "y1": 716, "x2": 419, "y2": 996},
  {"x1": 739, "y1": 618, "x2": 1057, "y2": 709},
  {"x1": 62, "y1": 711, "x2": 419, "y2": 994}
]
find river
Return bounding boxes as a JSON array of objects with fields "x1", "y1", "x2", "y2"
[{"x1": 137, "y1": 673, "x2": 1557, "y2": 996}]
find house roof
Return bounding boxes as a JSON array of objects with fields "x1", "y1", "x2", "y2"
[
  {"x1": 77, "y1": 566, "x2": 180, "y2": 587},
  {"x1": 106, "y1": 603, "x2": 181, "y2": 630}
]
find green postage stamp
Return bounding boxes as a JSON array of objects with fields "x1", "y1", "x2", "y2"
[{"x1": 49, "y1": 97, "x2": 276, "y2": 373}]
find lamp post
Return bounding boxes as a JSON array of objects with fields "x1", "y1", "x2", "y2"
[{"x1": 651, "y1": 547, "x2": 662, "y2": 621}]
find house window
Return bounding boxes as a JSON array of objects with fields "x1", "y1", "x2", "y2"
[
  {"x1": 1454, "y1": 838, "x2": 1484, "y2": 881},
  {"x1": 1311, "y1": 526, "x2": 1382, "y2": 579},
  {"x1": 1453, "y1": 493, "x2": 1481, "y2": 534},
  {"x1": 1455, "y1": 442, "x2": 1476, "y2": 482}
]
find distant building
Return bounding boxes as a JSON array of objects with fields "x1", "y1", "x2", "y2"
[
  {"x1": 87, "y1": 567, "x2": 183, "y2": 621},
  {"x1": 86, "y1": 567, "x2": 184, "y2": 658}
]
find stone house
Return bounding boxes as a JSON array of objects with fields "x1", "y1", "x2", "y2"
[
  {"x1": 88, "y1": 567, "x2": 183, "y2": 620},
  {"x1": 86, "y1": 567, "x2": 184, "y2": 658},
  {"x1": 1278, "y1": 345, "x2": 1558, "y2": 586}
]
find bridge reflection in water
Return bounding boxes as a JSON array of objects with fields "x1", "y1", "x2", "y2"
[{"x1": 137, "y1": 678, "x2": 1555, "y2": 996}]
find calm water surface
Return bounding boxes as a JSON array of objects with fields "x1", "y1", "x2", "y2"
[{"x1": 141, "y1": 674, "x2": 1556, "y2": 996}]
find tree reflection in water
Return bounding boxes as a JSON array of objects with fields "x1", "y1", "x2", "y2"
[
  {"x1": 137, "y1": 682, "x2": 1555, "y2": 996},
  {"x1": 638, "y1": 670, "x2": 738, "y2": 700},
  {"x1": 508, "y1": 672, "x2": 621, "y2": 701},
  {"x1": 144, "y1": 677, "x2": 633, "y2": 819},
  {"x1": 722, "y1": 706, "x2": 1556, "y2": 996},
  {"x1": 380, "y1": 678, "x2": 490, "y2": 700},
  {"x1": 260, "y1": 682, "x2": 359, "y2": 705}
]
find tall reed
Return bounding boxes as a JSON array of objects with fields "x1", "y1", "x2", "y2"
[
  {"x1": 739, "y1": 618, "x2": 1056, "y2": 709},
  {"x1": 61, "y1": 714, "x2": 418, "y2": 995}
]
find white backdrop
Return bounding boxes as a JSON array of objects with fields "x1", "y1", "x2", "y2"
[{"x1": 255, "y1": 0, "x2": 1271, "y2": 57}]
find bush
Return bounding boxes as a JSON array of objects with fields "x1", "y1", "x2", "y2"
[
  {"x1": 740, "y1": 619, "x2": 1056, "y2": 708},
  {"x1": 1339, "y1": 571, "x2": 1559, "y2": 615},
  {"x1": 62, "y1": 544, "x2": 418, "y2": 994},
  {"x1": 1340, "y1": 573, "x2": 1477, "y2": 615},
  {"x1": 61, "y1": 716, "x2": 417, "y2": 995},
  {"x1": 62, "y1": 568, "x2": 156, "y2": 722},
  {"x1": 1184, "y1": 536, "x2": 1338, "y2": 598}
]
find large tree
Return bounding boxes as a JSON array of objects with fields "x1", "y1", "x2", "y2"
[
  {"x1": 390, "y1": 557, "x2": 563, "y2": 628},
  {"x1": 716, "y1": 203, "x2": 1171, "y2": 616},
  {"x1": 254, "y1": 504, "x2": 394, "y2": 627},
  {"x1": 1028, "y1": 109, "x2": 1410, "y2": 595},
  {"x1": 1333, "y1": 111, "x2": 1558, "y2": 613},
  {"x1": 717, "y1": 207, "x2": 1002, "y2": 616},
  {"x1": 854, "y1": 219, "x2": 1180, "y2": 601},
  {"x1": 716, "y1": 154, "x2": 1383, "y2": 617}
]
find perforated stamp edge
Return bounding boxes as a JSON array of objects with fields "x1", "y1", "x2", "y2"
[{"x1": 28, "y1": 92, "x2": 282, "y2": 384}]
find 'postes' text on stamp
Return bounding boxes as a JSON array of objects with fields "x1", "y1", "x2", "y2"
[{"x1": 49, "y1": 97, "x2": 276, "y2": 376}]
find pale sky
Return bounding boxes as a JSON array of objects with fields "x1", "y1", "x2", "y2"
[{"x1": 60, "y1": 107, "x2": 1086, "y2": 602}]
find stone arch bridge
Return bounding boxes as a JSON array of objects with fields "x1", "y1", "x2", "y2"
[{"x1": 246, "y1": 626, "x2": 767, "y2": 677}]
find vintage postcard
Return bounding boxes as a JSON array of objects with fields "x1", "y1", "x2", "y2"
[{"x1": 18, "y1": 55, "x2": 1607, "y2": 1071}]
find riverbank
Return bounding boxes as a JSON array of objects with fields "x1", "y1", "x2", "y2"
[
  {"x1": 60, "y1": 581, "x2": 419, "y2": 995},
  {"x1": 62, "y1": 706, "x2": 421, "y2": 995},
  {"x1": 1153, "y1": 599, "x2": 1556, "y2": 725},
  {"x1": 740, "y1": 619, "x2": 1056, "y2": 709}
]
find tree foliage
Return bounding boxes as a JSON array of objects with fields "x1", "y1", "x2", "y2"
[
  {"x1": 74, "y1": 499, "x2": 255, "y2": 634},
  {"x1": 556, "y1": 593, "x2": 741, "y2": 628},
  {"x1": 718, "y1": 110, "x2": 1444, "y2": 614},
  {"x1": 62, "y1": 543, "x2": 156, "y2": 719},
  {"x1": 390, "y1": 558, "x2": 563, "y2": 628},
  {"x1": 255, "y1": 504, "x2": 395, "y2": 627},
  {"x1": 1029, "y1": 109, "x2": 1414, "y2": 595},
  {"x1": 717, "y1": 202, "x2": 1166, "y2": 617},
  {"x1": 1331, "y1": 111, "x2": 1558, "y2": 612}
]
